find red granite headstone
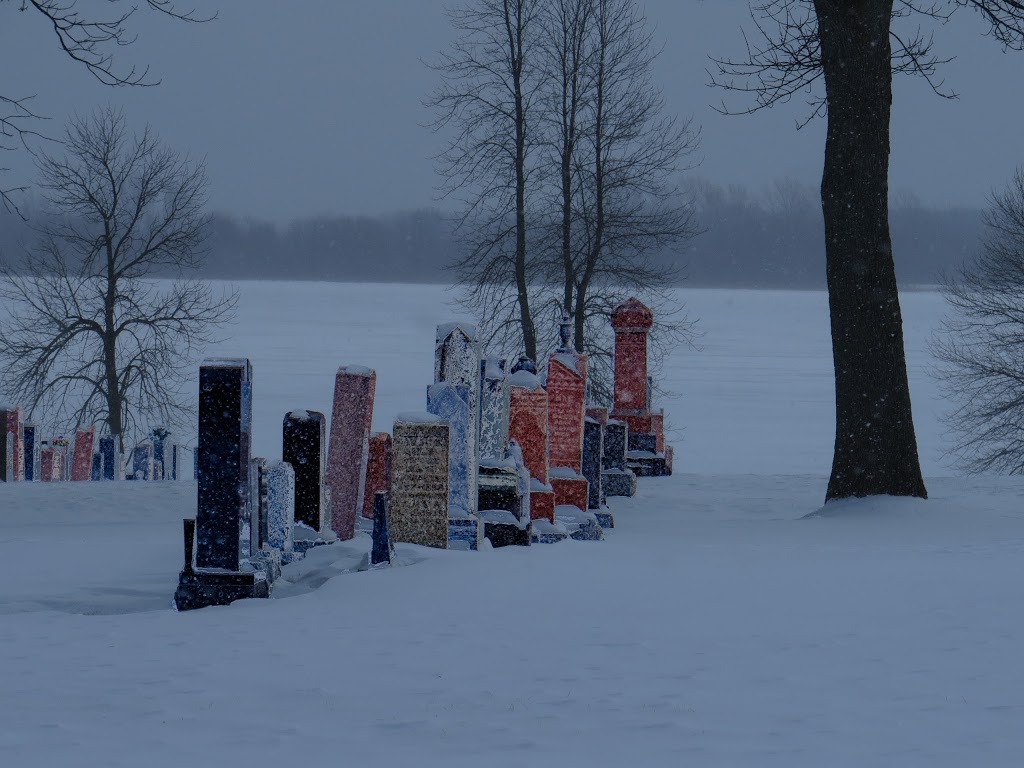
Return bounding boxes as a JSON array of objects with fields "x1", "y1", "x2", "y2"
[
  {"x1": 71, "y1": 425, "x2": 96, "y2": 481},
  {"x1": 508, "y1": 369, "x2": 554, "y2": 522},
  {"x1": 40, "y1": 446, "x2": 60, "y2": 482},
  {"x1": 362, "y1": 431, "x2": 393, "y2": 519},
  {"x1": 547, "y1": 348, "x2": 589, "y2": 510},
  {"x1": 326, "y1": 365, "x2": 376, "y2": 541},
  {"x1": 1, "y1": 406, "x2": 23, "y2": 481},
  {"x1": 611, "y1": 297, "x2": 654, "y2": 427}
]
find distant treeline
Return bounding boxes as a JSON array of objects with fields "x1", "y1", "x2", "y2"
[{"x1": 0, "y1": 180, "x2": 983, "y2": 288}]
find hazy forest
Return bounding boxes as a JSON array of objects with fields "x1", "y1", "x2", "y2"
[{"x1": 0, "y1": 179, "x2": 980, "y2": 288}]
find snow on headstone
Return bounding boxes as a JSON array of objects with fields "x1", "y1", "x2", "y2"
[
  {"x1": 266, "y1": 460, "x2": 296, "y2": 558},
  {"x1": 508, "y1": 357, "x2": 554, "y2": 523},
  {"x1": 390, "y1": 413, "x2": 449, "y2": 549},
  {"x1": 434, "y1": 323, "x2": 481, "y2": 516}
]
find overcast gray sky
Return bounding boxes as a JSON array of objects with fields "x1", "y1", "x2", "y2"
[{"x1": 2, "y1": 1, "x2": 1021, "y2": 221}]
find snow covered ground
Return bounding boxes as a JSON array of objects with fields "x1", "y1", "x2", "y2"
[{"x1": 3, "y1": 283, "x2": 1023, "y2": 766}]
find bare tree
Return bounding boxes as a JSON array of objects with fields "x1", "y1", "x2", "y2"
[
  {"x1": 934, "y1": 169, "x2": 1024, "y2": 473},
  {"x1": 1, "y1": 0, "x2": 211, "y2": 213},
  {"x1": 427, "y1": 0, "x2": 544, "y2": 361},
  {"x1": 711, "y1": 0, "x2": 1024, "y2": 502},
  {"x1": 0, "y1": 107, "x2": 236, "y2": 450}
]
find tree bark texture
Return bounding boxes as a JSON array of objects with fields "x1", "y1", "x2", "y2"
[{"x1": 815, "y1": 0, "x2": 927, "y2": 500}]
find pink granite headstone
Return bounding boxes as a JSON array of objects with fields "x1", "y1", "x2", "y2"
[
  {"x1": 326, "y1": 365, "x2": 376, "y2": 541},
  {"x1": 71, "y1": 426, "x2": 96, "y2": 481},
  {"x1": 40, "y1": 446, "x2": 60, "y2": 482}
]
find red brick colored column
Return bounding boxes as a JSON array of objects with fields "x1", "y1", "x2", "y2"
[
  {"x1": 326, "y1": 365, "x2": 376, "y2": 541},
  {"x1": 611, "y1": 297, "x2": 654, "y2": 416},
  {"x1": 71, "y1": 425, "x2": 96, "y2": 481},
  {"x1": 508, "y1": 371, "x2": 554, "y2": 522},
  {"x1": 362, "y1": 431, "x2": 393, "y2": 519}
]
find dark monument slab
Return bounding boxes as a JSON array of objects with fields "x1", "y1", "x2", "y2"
[
  {"x1": 371, "y1": 491, "x2": 393, "y2": 566},
  {"x1": 99, "y1": 435, "x2": 116, "y2": 481},
  {"x1": 283, "y1": 410, "x2": 327, "y2": 531}
]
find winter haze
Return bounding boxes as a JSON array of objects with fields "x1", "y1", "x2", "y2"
[{"x1": 0, "y1": 1, "x2": 1020, "y2": 283}]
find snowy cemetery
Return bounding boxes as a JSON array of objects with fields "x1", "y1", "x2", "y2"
[
  {"x1": 3, "y1": 297, "x2": 676, "y2": 611},
  {"x1": 4, "y1": 283, "x2": 1024, "y2": 764}
]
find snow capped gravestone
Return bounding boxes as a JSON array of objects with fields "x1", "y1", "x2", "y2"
[
  {"x1": 362, "y1": 432, "x2": 393, "y2": 520},
  {"x1": 508, "y1": 358, "x2": 555, "y2": 523},
  {"x1": 547, "y1": 313, "x2": 590, "y2": 515},
  {"x1": 434, "y1": 323, "x2": 481, "y2": 516},
  {"x1": 610, "y1": 297, "x2": 672, "y2": 477},
  {"x1": 390, "y1": 413, "x2": 449, "y2": 549},
  {"x1": 477, "y1": 356, "x2": 528, "y2": 546},
  {"x1": 266, "y1": 460, "x2": 299, "y2": 563},
  {"x1": 176, "y1": 358, "x2": 268, "y2": 611},
  {"x1": 427, "y1": 382, "x2": 472, "y2": 516},
  {"x1": 326, "y1": 366, "x2": 376, "y2": 541},
  {"x1": 283, "y1": 410, "x2": 328, "y2": 532},
  {"x1": 71, "y1": 426, "x2": 96, "y2": 481},
  {"x1": 479, "y1": 355, "x2": 510, "y2": 459}
]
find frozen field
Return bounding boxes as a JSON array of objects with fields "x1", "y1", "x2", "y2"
[{"x1": 2, "y1": 283, "x2": 1023, "y2": 766}]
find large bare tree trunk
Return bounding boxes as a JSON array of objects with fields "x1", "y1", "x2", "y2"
[{"x1": 816, "y1": 0, "x2": 927, "y2": 500}]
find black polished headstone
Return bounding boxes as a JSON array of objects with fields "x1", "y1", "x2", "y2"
[
  {"x1": 196, "y1": 358, "x2": 252, "y2": 571},
  {"x1": 371, "y1": 491, "x2": 392, "y2": 566},
  {"x1": 99, "y1": 435, "x2": 116, "y2": 481},
  {"x1": 583, "y1": 418, "x2": 604, "y2": 510},
  {"x1": 603, "y1": 421, "x2": 627, "y2": 471},
  {"x1": 628, "y1": 431, "x2": 657, "y2": 453},
  {"x1": 23, "y1": 425, "x2": 36, "y2": 481},
  {"x1": 282, "y1": 410, "x2": 326, "y2": 530}
]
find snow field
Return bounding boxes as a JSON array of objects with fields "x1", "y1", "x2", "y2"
[{"x1": 2, "y1": 283, "x2": 1022, "y2": 766}]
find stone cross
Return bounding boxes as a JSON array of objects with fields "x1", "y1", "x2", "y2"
[
  {"x1": 326, "y1": 365, "x2": 376, "y2": 541},
  {"x1": 390, "y1": 412, "x2": 449, "y2": 549}
]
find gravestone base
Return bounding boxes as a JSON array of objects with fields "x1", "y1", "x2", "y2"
[
  {"x1": 292, "y1": 522, "x2": 338, "y2": 555},
  {"x1": 250, "y1": 547, "x2": 282, "y2": 583},
  {"x1": 174, "y1": 570, "x2": 270, "y2": 611},
  {"x1": 594, "y1": 511, "x2": 615, "y2": 529},
  {"x1": 602, "y1": 467, "x2": 638, "y2": 496},
  {"x1": 448, "y1": 510, "x2": 480, "y2": 551},
  {"x1": 530, "y1": 518, "x2": 569, "y2": 544},
  {"x1": 529, "y1": 483, "x2": 555, "y2": 522},
  {"x1": 627, "y1": 448, "x2": 671, "y2": 477},
  {"x1": 556, "y1": 505, "x2": 605, "y2": 541},
  {"x1": 550, "y1": 472, "x2": 589, "y2": 511},
  {"x1": 478, "y1": 462, "x2": 524, "y2": 519},
  {"x1": 479, "y1": 509, "x2": 531, "y2": 547},
  {"x1": 627, "y1": 431, "x2": 658, "y2": 454}
]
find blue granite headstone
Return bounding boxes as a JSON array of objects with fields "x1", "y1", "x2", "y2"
[
  {"x1": 91, "y1": 453, "x2": 101, "y2": 481},
  {"x1": 132, "y1": 444, "x2": 153, "y2": 481},
  {"x1": 23, "y1": 425, "x2": 36, "y2": 482},
  {"x1": 266, "y1": 460, "x2": 295, "y2": 555},
  {"x1": 427, "y1": 382, "x2": 471, "y2": 516},
  {"x1": 99, "y1": 435, "x2": 116, "y2": 481}
]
